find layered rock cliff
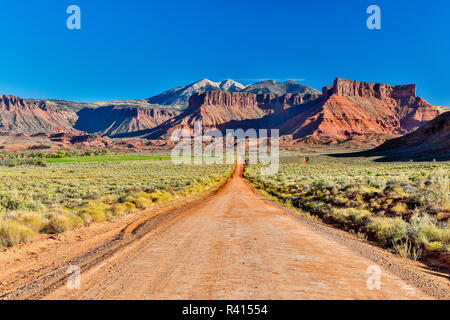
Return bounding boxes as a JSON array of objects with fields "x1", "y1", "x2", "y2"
[
  {"x1": 322, "y1": 78, "x2": 416, "y2": 101},
  {"x1": 188, "y1": 91, "x2": 318, "y2": 111},
  {"x1": 280, "y1": 78, "x2": 441, "y2": 140},
  {"x1": 0, "y1": 95, "x2": 80, "y2": 135}
]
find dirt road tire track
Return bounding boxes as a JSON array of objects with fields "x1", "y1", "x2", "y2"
[
  {"x1": 0, "y1": 176, "x2": 231, "y2": 300},
  {"x1": 1, "y1": 164, "x2": 448, "y2": 300},
  {"x1": 42, "y1": 165, "x2": 447, "y2": 299}
]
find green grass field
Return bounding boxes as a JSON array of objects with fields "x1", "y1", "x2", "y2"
[{"x1": 46, "y1": 155, "x2": 173, "y2": 163}]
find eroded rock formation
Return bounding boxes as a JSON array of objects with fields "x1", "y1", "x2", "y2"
[
  {"x1": 144, "y1": 91, "x2": 321, "y2": 138},
  {"x1": 0, "y1": 95, "x2": 80, "y2": 135},
  {"x1": 281, "y1": 78, "x2": 441, "y2": 140},
  {"x1": 322, "y1": 78, "x2": 417, "y2": 101}
]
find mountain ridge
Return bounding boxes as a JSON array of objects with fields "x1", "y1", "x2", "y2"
[
  {"x1": 243, "y1": 80, "x2": 321, "y2": 95},
  {"x1": 0, "y1": 78, "x2": 443, "y2": 152},
  {"x1": 139, "y1": 78, "x2": 441, "y2": 142},
  {"x1": 146, "y1": 78, "x2": 318, "y2": 108}
]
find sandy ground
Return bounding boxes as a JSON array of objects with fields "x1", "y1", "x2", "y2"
[
  {"x1": 26, "y1": 165, "x2": 444, "y2": 300},
  {"x1": 0, "y1": 181, "x2": 226, "y2": 299}
]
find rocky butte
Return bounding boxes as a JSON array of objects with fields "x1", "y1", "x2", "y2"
[
  {"x1": 322, "y1": 78, "x2": 417, "y2": 101},
  {"x1": 279, "y1": 78, "x2": 441, "y2": 140}
]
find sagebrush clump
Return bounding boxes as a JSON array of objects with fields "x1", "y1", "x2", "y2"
[
  {"x1": 245, "y1": 154, "x2": 449, "y2": 259},
  {"x1": 0, "y1": 159, "x2": 232, "y2": 247}
]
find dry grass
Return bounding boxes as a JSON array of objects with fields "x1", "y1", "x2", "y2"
[{"x1": 0, "y1": 159, "x2": 232, "y2": 247}]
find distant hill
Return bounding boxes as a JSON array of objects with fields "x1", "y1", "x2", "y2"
[
  {"x1": 74, "y1": 106, "x2": 179, "y2": 137},
  {"x1": 367, "y1": 111, "x2": 450, "y2": 161},
  {"x1": 141, "y1": 91, "x2": 321, "y2": 139},
  {"x1": 146, "y1": 79, "x2": 245, "y2": 108},
  {"x1": 26, "y1": 98, "x2": 96, "y2": 114},
  {"x1": 242, "y1": 80, "x2": 320, "y2": 95},
  {"x1": 145, "y1": 79, "x2": 320, "y2": 108}
]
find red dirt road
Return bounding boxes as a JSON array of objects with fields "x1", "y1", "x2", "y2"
[{"x1": 41, "y1": 165, "x2": 432, "y2": 300}]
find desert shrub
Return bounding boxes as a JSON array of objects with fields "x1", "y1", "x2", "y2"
[
  {"x1": 349, "y1": 229, "x2": 368, "y2": 240},
  {"x1": 135, "y1": 197, "x2": 151, "y2": 209},
  {"x1": 41, "y1": 214, "x2": 77, "y2": 234},
  {"x1": 425, "y1": 241, "x2": 443, "y2": 252},
  {"x1": 85, "y1": 208, "x2": 106, "y2": 222},
  {"x1": 369, "y1": 199, "x2": 381, "y2": 210},
  {"x1": 104, "y1": 194, "x2": 118, "y2": 205},
  {"x1": 149, "y1": 191, "x2": 170, "y2": 203},
  {"x1": 349, "y1": 185, "x2": 378, "y2": 197},
  {"x1": 110, "y1": 203, "x2": 128, "y2": 216},
  {"x1": 393, "y1": 240, "x2": 422, "y2": 260},
  {"x1": 0, "y1": 220, "x2": 34, "y2": 247},
  {"x1": 444, "y1": 243, "x2": 450, "y2": 252},
  {"x1": 332, "y1": 208, "x2": 372, "y2": 225},
  {"x1": 69, "y1": 214, "x2": 85, "y2": 228},
  {"x1": 390, "y1": 202, "x2": 408, "y2": 215},
  {"x1": 17, "y1": 213, "x2": 45, "y2": 232},
  {"x1": 407, "y1": 211, "x2": 435, "y2": 234},
  {"x1": 415, "y1": 225, "x2": 450, "y2": 245},
  {"x1": 368, "y1": 217, "x2": 407, "y2": 246},
  {"x1": 122, "y1": 195, "x2": 137, "y2": 204},
  {"x1": 384, "y1": 186, "x2": 407, "y2": 199},
  {"x1": 80, "y1": 212, "x2": 92, "y2": 224},
  {"x1": 79, "y1": 200, "x2": 109, "y2": 222},
  {"x1": 299, "y1": 200, "x2": 329, "y2": 215},
  {"x1": 332, "y1": 195, "x2": 349, "y2": 206},
  {"x1": 124, "y1": 202, "x2": 136, "y2": 211},
  {"x1": 416, "y1": 168, "x2": 449, "y2": 211}
]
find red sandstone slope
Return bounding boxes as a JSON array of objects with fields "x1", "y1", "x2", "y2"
[
  {"x1": 0, "y1": 95, "x2": 79, "y2": 135},
  {"x1": 279, "y1": 78, "x2": 441, "y2": 140},
  {"x1": 368, "y1": 111, "x2": 450, "y2": 160}
]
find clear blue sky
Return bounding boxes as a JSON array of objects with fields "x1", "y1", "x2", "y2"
[{"x1": 0, "y1": 0, "x2": 449, "y2": 105}]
